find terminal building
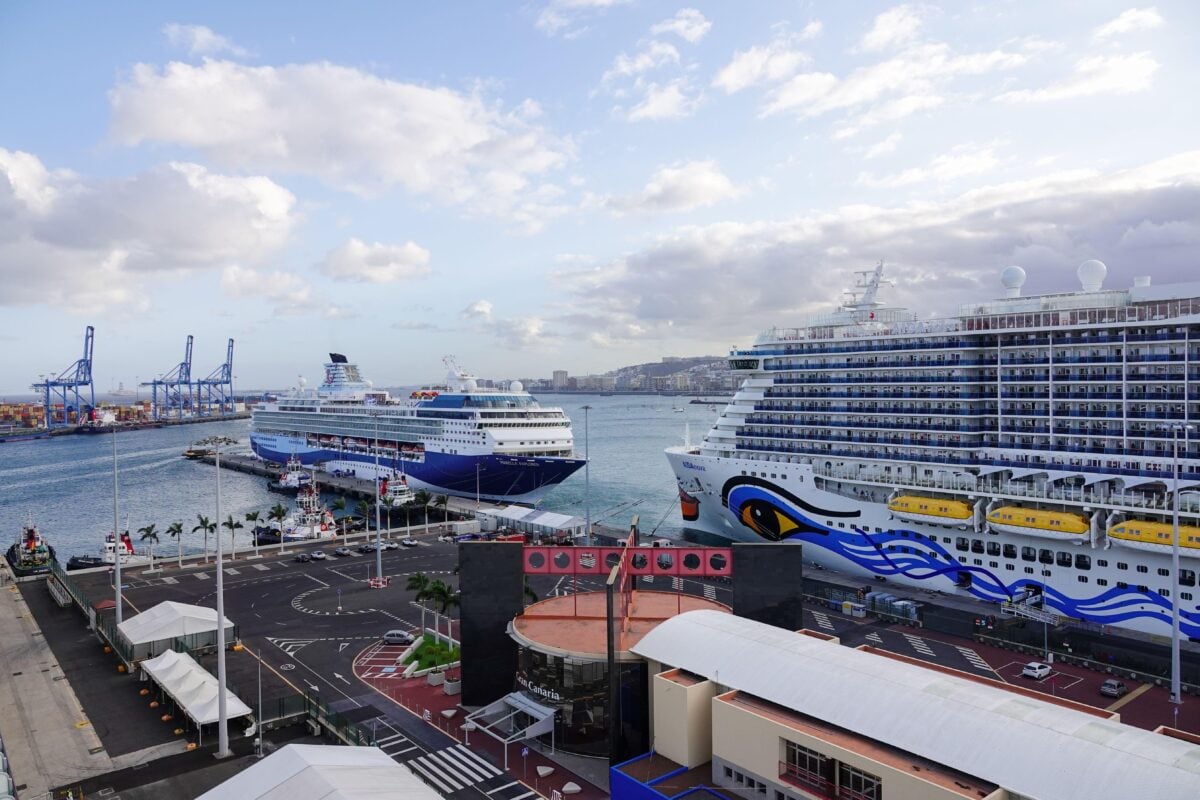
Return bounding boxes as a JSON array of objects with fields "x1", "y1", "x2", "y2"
[{"x1": 613, "y1": 610, "x2": 1200, "y2": 800}]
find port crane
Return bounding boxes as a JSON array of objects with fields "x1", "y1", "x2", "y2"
[
  {"x1": 31, "y1": 325, "x2": 95, "y2": 429},
  {"x1": 195, "y1": 338, "x2": 235, "y2": 416},
  {"x1": 142, "y1": 335, "x2": 195, "y2": 421}
]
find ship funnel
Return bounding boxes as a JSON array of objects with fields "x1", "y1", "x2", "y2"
[{"x1": 1000, "y1": 265, "x2": 1026, "y2": 298}]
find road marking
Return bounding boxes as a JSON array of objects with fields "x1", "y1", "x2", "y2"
[
  {"x1": 487, "y1": 781, "x2": 521, "y2": 795},
  {"x1": 306, "y1": 573, "x2": 330, "y2": 587},
  {"x1": 956, "y1": 646, "x2": 992, "y2": 672},
  {"x1": 224, "y1": 567, "x2": 240, "y2": 575},
  {"x1": 388, "y1": 744, "x2": 419, "y2": 756},
  {"x1": 160, "y1": 576, "x2": 178, "y2": 584},
  {"x1": 437, "y1": 748, "x2": 490, "y2": 782},
  {"x1": 195, "y1": 572, "x2": 210, "y2": 580},
  {"x1": 702, "y1": 584, "x2": 717, "y2": 600},
  {"x1": 811, "y1": 611, "x2": 835, "y2": 631},
  {"x1": 508, "y1": 791, "x2": 538, "y2": 800},
  {"x1": 864, "y1": 632, "x2": 883, "y2": 644},
  {"x1": 339, "y1": 642, "x2": 350, "y2": 652},
  {"x1": 903, "y1": 633, "x2": 936, "y2": 657},
  {"x1": 267, "y1": 637, "x2": 317, "y2": 656},
  {"x1": 411, "y1": 755, "x2": 464, "y2": 791},
  {"x1": 1106, "y1": 681, "x2": 1152, "y2": 711},
  {"x1": 253, "y1": 563, "x2": 270, "y2": 572},
  {"x1": 376, "y1": 732, "x2": 406, "y2": 745},
  {"x1": 451, "y1": 744, "x2": 502, "y2": 777}
]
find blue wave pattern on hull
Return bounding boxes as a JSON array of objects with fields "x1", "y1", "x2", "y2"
[
  {"x1": 725, "y1": 483, "x2": 1200, "y2": 638},
  {"x1": 252, "y1": 442, "x2": 584, "y2": 500}
]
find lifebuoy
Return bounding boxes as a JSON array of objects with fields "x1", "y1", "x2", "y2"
[{"x1": 320, "y1": 523, "x2": 328, "y2": 531}]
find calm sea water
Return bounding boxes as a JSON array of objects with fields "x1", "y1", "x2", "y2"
[{"x1": 0, "y1": 395, "x2": 719, "y2": 559}]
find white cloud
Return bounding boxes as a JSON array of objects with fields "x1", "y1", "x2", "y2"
[
  {"x1": 650, "y1": 9, "x2": 712, "y2": 44},
  {"x1": 220, "y1": 264, "x2": 351, "y2": 319},
  {"x1": 460, "y1": 299, "x2": 553, "y2": 348},
  {"x1": 602, "y1": 41, "x2": 680, "y2": 85},
  {"x1": 860, "y1": 4, "x2": 924, "y2": 52},
  {"x1": 162, "y1": 23, "x2": 249, "y2": 57},
  {"x1": 1093, "y1": 7, "x2": 1164, "y2": 40},
  {"x1": 857, "y1": 142, "x2": 1002, "y2": 187},
  {"x1": 462, "y1": 299, "x2": 494, "y2": 319},
  {"x1": 997, "y1": 53, "x2": 1159, "y2": 103},
  {"x1": 864, "y1": 132, "x2": 902, "y2": 160},
  {"x1": 713, "y1": 37, "x2": 811, "y2": 94},
  {"x1": 0, "y1": 149, "x2": 295, "y2": 313},
  {"x1": 555, "y1": 151, "x2": 1200, "y2": 348},
  {"x1": 597, "y1": 160, "x2": 744, "y2": 214},
  {"x1": 536, "y1": 0, "x2": 631, "y2": 37},
  {"x1": 319, "y1": 238, "x2": 431, "y2": 283},
  {"x1": 627, "y1": 80, "x2": 699, "y2": 121},
  {"x1": 800, "y1": 20, "x2": 823, "y2": 41},
  {"x1": 108, "y1": 59, "x2": 574, "y2": 230}
]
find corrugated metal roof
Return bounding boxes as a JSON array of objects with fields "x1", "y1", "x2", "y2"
[{"x1": 630, "y1": 610, "x2": 1200, "y2": 800}]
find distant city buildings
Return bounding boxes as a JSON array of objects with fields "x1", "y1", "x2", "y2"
[{"x1": 525, "y1": 356, "x2": 734, "y2": 394}]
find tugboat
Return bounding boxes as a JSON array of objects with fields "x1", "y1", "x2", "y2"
[
  {"x1": 257, "y1": 485, "x2": 336, "y2": 543},
  {"x1": 183, "y1": 442, "x2": 214, "y2": 459},
  {"x1": 5, "y1": 518, "x2": 56, "y2": 577},
  {"x1": 268, "y1": 455, "x2": 313, "y2": 493},
  {"x1": 66, "y1": 531, "x2": 153, "y2": 571},
  {"x1": 380, "y1": 472, "x2": 415, "y2": 508}
]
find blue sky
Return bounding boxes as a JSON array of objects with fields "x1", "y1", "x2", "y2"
[{"x1": 2, "y1": 2, "x2": 1198, "y2": 393}]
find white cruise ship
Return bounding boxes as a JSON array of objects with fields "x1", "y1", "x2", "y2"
[
  {"x1": 251, "y1": 356, "x2": 585, "y2": 504},
  {"x1": 668, "y1": 261, "x2": 1200, "y2": 638}
]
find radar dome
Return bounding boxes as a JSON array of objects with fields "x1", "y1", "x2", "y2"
[
  {"x1": 510, "y1": 380, "x2": 524, "y2": 393},
  {"x1": 1001, "y1": 265, "x2": 1026, "y2": 298},
  {"x1": 298, "y1": 376, "x2": 308, "y2": 388},
  {"x1": 1077, "y1": 259, "x2": 1107, "y2": 292},
  {"x1": 463, "y1": 378, "x2": 478, "y2": 392}
]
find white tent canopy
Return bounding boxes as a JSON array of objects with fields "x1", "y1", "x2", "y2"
[
  {"x1": 198, "y1": 743, "x2": 443, "y2": 800},
  {"x1": 477, "y1": 505, "x2": 585, "y2": 538},
  {"x1": 141, "y1": 649, "x2": 252, "y2": 726},
  {"x1": 118, "y1": 600, "x2": 233, "y2": 645}
]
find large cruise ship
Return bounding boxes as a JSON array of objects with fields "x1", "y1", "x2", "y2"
[
  {"x1": 668, "y1": 261, "x2": 1200, "y2": 638},
  {"x1": 251, "y1": 355, "x2": 585, "y2": 504}
]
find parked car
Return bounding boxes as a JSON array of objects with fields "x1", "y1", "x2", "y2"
[
  {"x1": 310, "y1": 550, "x2": 327, "y2": 560},
  {"x1": 358, "y1": 543, "x2": 376, "y2": 553},
  {"x1": 1099, "y1": 679, "x2": 1128, "y2": 698},
  {"x1": 333, "y1": 546, "x2": 351, "y2": 557},
  {"x1": 293, "y1": 553, "x2": 311, "y2": 563},
  {"x1": 383, "y1": 541, "x2": 400, "y2": 550},
  {"x1": 399, "y1": 537, "x2": 419, "y2": 547},
  {"x1": 437, "y1": 534, "x2": 454, "y2": 543},
  {"x1": 1021, "y1": 662, "x2": 1052, "y2": 680},
  {"x1": 383, "y1": 629, "x2": 415, "y2": 646}
]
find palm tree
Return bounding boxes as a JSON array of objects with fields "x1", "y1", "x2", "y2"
[
  {"x1": 406, "y1": 571, "x2": 430, "y2": 634},
  {"x1": 245, "y1": 510, "x2": 261, "y2": 557},
  {"x1": 222, "y1": 515, "x2": 244, "y2": 560},
  {"x1": 268, "y1": 502, "x2": 289, "y2": 553},
  {"x1": 332, "y1": 497, "x2": 347, "y2": 543},
  {"x1": 433, "y1": 494, "x2": 449, "y2": 523},
  {"x1": 412, "y1": 489, "x2": 432, "y2": 528},
  {"x1": 425, "y1": 579, "x2": 460, "y2": 643},
  {"x1": 138, "y1": 524, "x2": 159, "y2": 571},
  {"x1": 356, "y1": 498, "x2": 372, "y2": 533},
  {"x1": 166, "y1": 521, "x2": 184, "y2": 568},
  {"x1": 193, "y1": 514, "x2": 216, "y2": 563}
]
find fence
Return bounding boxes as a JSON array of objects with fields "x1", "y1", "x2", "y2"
[{"x1": 48, "y1": 561, "x2": 87, "y2": 612}]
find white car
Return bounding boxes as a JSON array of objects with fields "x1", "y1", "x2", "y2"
[
  {"x1": 1021, "y1": 662, "x2": 1052, "y2": 680},
  {"x1": 400, "y1": 537, "x2": 419, "y2": 547},
  {"x1": 310, "y1": 550, "x2": 327, "y2": 560}
]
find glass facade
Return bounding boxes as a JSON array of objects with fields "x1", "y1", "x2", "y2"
[{"x1": 515, "y1": 645, "x2": 647, "y2": 757}]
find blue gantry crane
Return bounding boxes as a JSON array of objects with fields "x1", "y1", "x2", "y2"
[
  {"x1": 142, "y1": 335, "x2": 195, "y2": 420},
  {"x1": 31, "y1": 325, "x2": 96, "y2": 429},
  {"x1": 195, "y1": 338, "x2": 235, "y2": 416}
]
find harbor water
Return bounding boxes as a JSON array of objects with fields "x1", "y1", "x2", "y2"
[{"x1": 0, "y1": 394, "x2": 716, "y2": 559}]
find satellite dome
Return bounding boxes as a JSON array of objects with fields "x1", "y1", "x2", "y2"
[
  {"x1": 298, "y1": 376, "x2": 308, "y2": 388},
  {"x1": 1077, "y1": 259, "x2": 1107, "y2": 292},
  {"x1": 510, "y1": 380, "x2": 524, "y2": 393},
  {"x1": 1001, "y1": 265, "x2": 1026, "y2": 297},
  {"x1": 463, "y1": 378, "x2": 478, "y2": 392}
]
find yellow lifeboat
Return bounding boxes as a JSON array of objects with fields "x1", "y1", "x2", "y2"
[
  {"x1": 887, "y1": 496, "x2": 972, "y2": 528},
  {"x1": 986, "y1": 506, "x2": 1089, "y2": 540},
  {"x1": 1107, "y1": 520, "x2": 1200, "y2": 557}
]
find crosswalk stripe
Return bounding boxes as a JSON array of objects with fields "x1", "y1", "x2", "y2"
[
  {"x1": 407, "y1": 758, "x2": 456, "y2": 793},
  {"x1": 376, "y1": 732, "x2": 406, "y2": 745},
  {"x1": 508, "y1": 791, "x2": 538, "y2": 800},
  {"x1": 435, "y1": 748, "x2": 489, "y2": 783},
  {"x1": 387, "y1": 744, "x2": 418, "y2": 756},
  {"x1": 486, "y1": 781, "x2": 521, "y2": 796},
  {"x1": 195, "y1": 572, "x2": 210, "y2": 580},
  {"x1": 452, "y1": 744, "x2": 502, "y2": 776},
  {"x1": 413, "y1": 755, "x2": 465, "y2": 790}
]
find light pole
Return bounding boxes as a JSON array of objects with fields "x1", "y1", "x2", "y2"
[
  {"x1": 1170, "y1": 422, "x2": 1195, "y2": 705},
  {"x1": 112, "y1": 427, "x2": 122, "y2": 624},
  {"x1": 198, "y1": 434, "x2": 237, "y2": 758},
  {"x1": 373, "y1": 413, "x2": 383, "y2": 584},
  {"x1": 476, "y1": 463, "x2": 481, "y2": 511},
  {"x1": 582, "y1": 405, "x2": 592, "y2": 546}
]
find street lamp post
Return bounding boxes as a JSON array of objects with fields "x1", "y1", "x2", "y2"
[
  {"x1": 373, "y1": 413, "x2": 383, "y2": 584},
  {"x1": 1170, "y1": 423, "x2": 1195, "y2": 705},
  {"x1": 198, "y1": 434, "x2": 237, "y2": 758},
  {"x1": 582, "y1": 405, "x2": 592, "y2": 546},
  {"x1": 112, "y1": 427, "x2": 122, "y2": 624}
]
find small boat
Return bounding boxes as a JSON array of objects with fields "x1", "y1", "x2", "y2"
[
  {"x1": 887, "y1": 495, "x2": 972, "y2": 528},
  {"x1": 5, "y1": 517, "x2": 56, "y2": 577},
  {"x1": 987, "y1": 506, "x2": 1089, "y2": 539},
  {"x1": 183, "y1": 443, "x2": 214, "y2": 459},
  {"x1": 1108, "y1": 519, "x2": 1200, "y2": 557},
  {"x1": 673, "y1": 407, "x2": 685, "y2": 413},
  {"x1": 381, "y1": 473, "x2": 415, "y2": 507},
  {"x1": 66, "y1": 531, "x2": 153, "y2": 570},
  {"x1": 268, "y1": 455, "x2": 313, "y2": 493},
  {"x1": 278, "y1": 485, "x2": 337, "y2": 540}
]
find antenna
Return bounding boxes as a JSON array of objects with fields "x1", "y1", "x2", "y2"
[{"x1": 842, "y1": 260, "x2": 892, "y2": 310}]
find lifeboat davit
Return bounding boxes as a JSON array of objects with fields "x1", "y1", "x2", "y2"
[
  {"x1": 986, "y1": 506, "x2": 1089, "y2": 540},
  {"x1": 1108, "y1": 520, "x2": 1200, "y2": 557},
  {"x1": 887, "y1": 496, "x2": 972, "y2": 528}
]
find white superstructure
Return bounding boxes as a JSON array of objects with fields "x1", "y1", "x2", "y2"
[{"x1": 668, "y1": 262, "x2": 1200, "y2": 638}]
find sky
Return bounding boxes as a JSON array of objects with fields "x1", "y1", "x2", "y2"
[{"x1": 2, "y1": 1, "x2": 1198, "y2": 394}]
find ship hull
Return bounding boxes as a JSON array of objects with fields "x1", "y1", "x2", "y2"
[
  {"x1": 251, "y1": 433, "x2": 584, "y2": 504},
  {"x1": 5, "y1": 543, "x2": 55, "y2": 577},
  {"x1": 667, "y1": 447, "x2": 1200, "y2": 639}
]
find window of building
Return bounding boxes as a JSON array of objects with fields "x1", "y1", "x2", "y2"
[
  {"x1": 1024, "y1": 567, "x2": 1034, "y2": 574},
  {"x1": 1136, "y1": 565, "x2": 1148, "y2": 574},
  {"x1": 784, "y1": 741, "x2": 833, "y2": 793},
  {"x1": 1075, "y1": 554, "x2": 1091, "y2": 571},
  {"x1": 1158, "y1": 568, "x2": 1170, "y2": 577},
  {"x1": 1184, "y1": 592, "x2": 1194, "y2": 601},
  {"x1": 1117, "y1": 581, "x2": 1128, "y2": 589},
  {"x1": 1117, "y1": 562, "x2": 1128, "y2": 571},
  {"x1": 1006, "y1": 564, "x2": 1014, "y2": 570},
  {"x1": 1078, "y1": 576, "x2": 1088, "y2": 583},
  {"x1": 1021, "y1": 547, "x2": 1036, "y2": 562},
  {"x1": 1039, "y1": 549, "x2": 1054, "y2": 564},
  {"x1": 987, "y1": 541, "x2": 1001, "y2": 556},
  {"x1": 955, "y1": 537, "x2": 969, "y2": 552},
  {"x1": 838, "y1": 764, "x2": 882, "y2": 800},
  {"x1": 1056, "y1": 551, "x2": 1072, "y2": 567},
  {"x1": 1181, "y1": 569, "x2": 1197, "y2": 587},
  {"x1": 1003, "y1": 543, "x2": 1017, "y2": 559},
  {"x1": 1097, "y1": 559, "x2": 1108, "y2": 568},
  {"x1": 1097, "y1": 579, "x2": 1108, "y2": 586}
]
